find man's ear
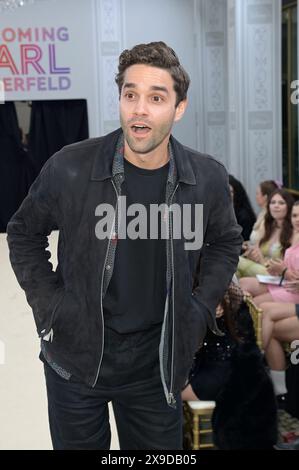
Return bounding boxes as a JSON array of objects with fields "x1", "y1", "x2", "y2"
[{"x1": 174, "y1": 99, "x2": 188, "y2": 122}]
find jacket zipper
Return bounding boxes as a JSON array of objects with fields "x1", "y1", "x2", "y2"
[
  {"x1": 92, "y1": 179, "x2": 119, "y2": 387},
  {"x1": 168, "y1": 182, "x2": 179, "y2": 405},
  {"x1": 161, "y1": 182, "x2": 179, "y2": 406}
]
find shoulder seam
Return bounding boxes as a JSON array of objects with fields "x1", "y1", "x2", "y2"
[
  {"x1": 59, "y1": 137, "x2": 104, "y2": 155},
  {"x1": 183, "y1": 146, "x2": 226, "y2": 170}
]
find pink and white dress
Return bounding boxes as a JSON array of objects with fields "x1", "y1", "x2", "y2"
[{"x1": 267, "y1": 243, "x2": 299, "y2": 303}]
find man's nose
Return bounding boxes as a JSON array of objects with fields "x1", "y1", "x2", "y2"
[{"x1": 133, "y1": 97, "x2": 148, "y2": 115}]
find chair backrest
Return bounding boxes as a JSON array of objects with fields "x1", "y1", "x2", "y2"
[{"x1": 244, "y1": 294, "x2": 263, "y2": 350}]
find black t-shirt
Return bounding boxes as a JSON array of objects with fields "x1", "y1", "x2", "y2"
[{"x1": 103, "y1": 158, "x2": 169, "y2": 334}]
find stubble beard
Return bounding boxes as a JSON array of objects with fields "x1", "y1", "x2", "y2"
[{"x1": 121, "y1": 116, "x2": 174, "y2": 156}]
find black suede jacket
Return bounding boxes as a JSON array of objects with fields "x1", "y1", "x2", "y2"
[{"x1": 7, "y1": 128, "x2": 242, "y2": 406}]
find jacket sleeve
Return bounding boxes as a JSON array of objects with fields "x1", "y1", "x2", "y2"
[
  {"x1": 194, "y1": 164, "x2": 243, "y2": 328},
  {"x1": 6, "y1": 157, "x2": 62, "y2": 338}
]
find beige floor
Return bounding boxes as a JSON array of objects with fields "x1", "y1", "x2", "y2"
[{"x1": 0, "y1": 231, "x2": 119, "y2": 450}]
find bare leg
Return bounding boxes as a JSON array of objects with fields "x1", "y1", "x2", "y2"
[
  {"x1": 181, "y1": 384, "x2": 200, "y2": 401},
  {"x1": 253, "y1": 292, "x2": 273, "y2": 307},
  {"x1": 264, "y1": 313, "x2": 299, "y2": 399},
  {"x1": 273, "y1": 316, "x2": 299, "y2": 343},
  {"x1": 264, "y1": 314, "x2": 299, "y2": 371},
  {"x1": 239, "y1": 277, "x2": 268, "y2": 297},
  {"x1": 265, "y1": 337, "x2": 286, "y2": 370},
  {"x1": 260, "y1": 302, "x2": 296, "y2": 350}
]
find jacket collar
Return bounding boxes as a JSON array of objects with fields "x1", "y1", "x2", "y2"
[
  {"x1": 90, "y1": 127, "x2": 196, "y2": 186},
  {"x1": 170, "y1": 135, "x2": 197, "y2": 186},
  {"x1": 90, "y1": 128, "x2": 122, "y2": 181}
]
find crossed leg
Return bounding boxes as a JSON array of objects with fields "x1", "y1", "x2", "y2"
[{"x1": 260, "y1": 303, "x2": 299, "y2": 371}]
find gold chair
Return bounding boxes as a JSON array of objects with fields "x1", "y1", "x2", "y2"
[
  {"x1": 183, "y1": 400, "x2": 215, "y2": 450},
  {"x1": 244, "y1": 293, "x2": 263, "y2": 350}
]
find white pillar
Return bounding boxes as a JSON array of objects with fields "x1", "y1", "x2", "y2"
[
  {"x1": 234, "y1": 0, "x2": 282, "y2": 204},
  {"x1": 195, "y1": 0, "x2": 229, "y2": 166},
  {"x1": 95, "y1": 0, "x2": 124, "y2": 135}
]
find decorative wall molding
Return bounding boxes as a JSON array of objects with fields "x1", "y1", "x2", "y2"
[
  {"x1": 240, "y1": 0, "x2": 282, "y2": 206},
  {"x1": 197, "y1": 0, "x2": 228, "y2": 166},
  {"x1": 95, "y1": 0, "x2": 123, "y2": 135},
  {"x1": 227, "y1": 0, "x2": 240, "y2": 176}
]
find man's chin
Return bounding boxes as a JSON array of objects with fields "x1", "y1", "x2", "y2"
[
  {"x1": 126, "y1": 138, "x2": 155, "y2": 155},
  {"x1": 129, "y1": 146, "x2": 153, "y2": 155}
]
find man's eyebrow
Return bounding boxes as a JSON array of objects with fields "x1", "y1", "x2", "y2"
[
  {"x1": 150, "y1": 85, "x2": 169, "y2": 94},
  {"x1": 123, "y1": 83, "x2": 137, "y2": 89},
  {"x1": 123, "y1": 83, "x2": 169, "y2": 94}
]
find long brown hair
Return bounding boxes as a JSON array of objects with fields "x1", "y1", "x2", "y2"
[{"x1": 259, "y1": 189, "x2": 294, "y2": 256}]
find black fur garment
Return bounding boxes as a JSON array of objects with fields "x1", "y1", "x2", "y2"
[{"x1": 212, "y1": 341, "x2": 278, "y2": 450}]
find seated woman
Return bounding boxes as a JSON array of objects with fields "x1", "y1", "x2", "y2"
[
  {"x1": 237, "y1": 189, "x2": 294, "y2": 278},
  {"x1": 249, "y1": 180, "x2": 279, "y2": 245},
  {"x1": 182, "y1": 281, "x2": 277, "y2": 449},
  {"x1": 259, "y1": 295, "x2": 299, "y2": 408},
  {"x1": 239, "y1": 201, "x2": 299, "y2": 307}
]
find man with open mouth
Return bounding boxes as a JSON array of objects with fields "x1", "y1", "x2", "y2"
[{"x1": 7, "y1": 41, "x2": 242, "y2": 450}]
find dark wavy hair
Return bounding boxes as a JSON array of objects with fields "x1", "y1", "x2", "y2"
[
  {"x1": 259, "y1": 189, "x2": 294, "y2": 255},
  {"x1": 229, "y1": 175, "x2": 256, "y2": 218},
  {"x1": 115, "y1": 41, "x2": 190, "y2": 107}
]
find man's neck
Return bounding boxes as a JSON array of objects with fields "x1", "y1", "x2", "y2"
[{"x1": 124, "y1": 142, "x2": 170, "y2": 170}]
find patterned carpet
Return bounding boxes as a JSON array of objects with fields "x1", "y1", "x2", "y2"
[{"x1": 277, "y1": 409, "x2": 299, "y2": 443}]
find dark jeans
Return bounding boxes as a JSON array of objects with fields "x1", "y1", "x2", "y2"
[{"x1": 43, "y1": 326, "x2": 182, "y2": 450}]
